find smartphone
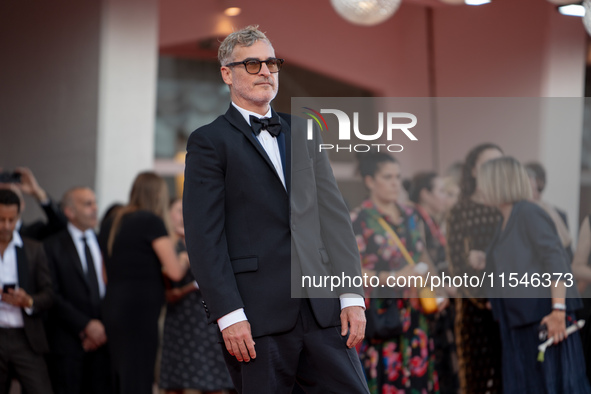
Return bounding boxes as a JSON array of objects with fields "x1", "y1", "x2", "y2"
[
  {"x1": 0, "y1": 172, "x2": 21, "y2": 183},
  {"x1": 2, "y1": 284, "x2": 16, "y2": 294}
]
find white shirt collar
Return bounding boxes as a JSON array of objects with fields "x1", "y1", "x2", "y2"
[
  {"x1": 10, "y1": 230, "x2": 23, "y2": 249},
  {"x1": 67, "y1": 222, "x2": 93, "y2": 241},
  {"x1": 232, "y1": 102, "x2": 272, "y2": 126}
]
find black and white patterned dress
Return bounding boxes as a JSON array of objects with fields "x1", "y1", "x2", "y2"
[{"x1": 159, "y1": 255, "x2": 234, "y2": 391}]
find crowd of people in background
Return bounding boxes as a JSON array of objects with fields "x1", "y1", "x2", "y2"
[
  {"x1": 0, "y1": 169, "x2": 235, "y2": 394},
  {"x1": 2, "y1": 140, "x2": 591, "y2": 394}
]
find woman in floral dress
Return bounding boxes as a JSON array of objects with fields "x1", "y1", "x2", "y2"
[{"x1": 351, "y1": 153, "x2": 439, "y2": 394}]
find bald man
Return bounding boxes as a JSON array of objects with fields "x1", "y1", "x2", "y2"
[{"x1": 43, "y1": 187, "x2": 111, "y2": 394}]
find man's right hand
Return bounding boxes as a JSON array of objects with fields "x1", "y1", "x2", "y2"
[
  {"x1": 82, "y1": 319, "x2": 107, "y2": 351},
  {"x1": 221, "y1": 320, "x2": 256, "y2": 362}
]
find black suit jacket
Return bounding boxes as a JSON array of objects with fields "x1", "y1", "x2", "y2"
[
  {"x1": 183, "y1": 105, "x2": 363, "y2": 338},
  {"x1": 20, "y1": 198, "x2": 67, "y2": 241},
  {"x1": 556, "y1": 207, "x2": 575, "y2": 263},
  {"x1": 43, "y1": 228, "x2": 101, "y2": 355},
  {"x1": 15, "y1": 238, "x2": 54, "y2": 354}
]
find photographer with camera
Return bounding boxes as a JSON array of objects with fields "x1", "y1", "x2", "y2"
[{"x1": 0, "y1": 167, "x2": 67, "y2": 241}]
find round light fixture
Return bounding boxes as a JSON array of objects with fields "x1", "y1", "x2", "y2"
[
  {"x1": 584, "y1": 0, "x2": 591, "y2": 35},
  {"x1": 224, "y1": 7, "x2": 241, "y2": 16},
  {"x1": 330, "y1": 0, "x2": 402, "y2": 26},
  {"x1": 439, "y1": 0, "x2": 465, "y2": 4},
  {"x1": 548, "y1": 0, "x2": 579, "y2": 4}
]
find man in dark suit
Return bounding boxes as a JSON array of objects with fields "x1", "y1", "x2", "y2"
[
  {"x1": 43, "y1": 187, "x2": 111, "y2": 394},
  {"x1": 183, "y1": 25, "x2": 369, "y2": 393},
  {"x1": 0, "y1": 188, "x2": 54, "y2": 394}
]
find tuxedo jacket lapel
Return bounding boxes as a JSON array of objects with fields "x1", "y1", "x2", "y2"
[
  {"x1": 278, "y1": 112, "x2": 291, "y2": 195},
  {"x1": 63, "y1": 232, "x2": 90, "y2": 291},
  {"x1": 224, "y1": 105, "x2": 288, "y2": 193}
]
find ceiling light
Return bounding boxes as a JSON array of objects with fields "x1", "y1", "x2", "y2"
[
  {"x1": 558, "y1": 4, "x2": 585, "y2": 16},
  {"x1": 330, "y1": 0, "x2": 402, "y2": 26},
  {"x1": 224, "y1": 7, "x2": 241, "y2": 16},
  {"x1": 465, "y1": 0, "x2": 491, "y2": 5},
  {"x1": 584, "y1": 0, "x2": 591, "y2": 34}
]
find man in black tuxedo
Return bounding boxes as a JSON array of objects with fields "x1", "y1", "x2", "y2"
[
  {"x1": 183, "y1": 25, "x2": 369, "y2": 393},
  {"x1": 43, "y1": 187, "x2": 111, "y2": 394},
  {"x1": 0, "y1": 188, "x2": 54, "y2": 394}
]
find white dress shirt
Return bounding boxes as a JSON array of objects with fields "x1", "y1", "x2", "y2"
[
  {"x1": 232, "y1": 103, "x2": 286, "y2": 189},
  {"x1": 0, "y1": 230, "x2": 28, "y2": 327},
  {"x1": 217, "y1": 103, "x2": 363, "y2": 332},
  {"x1": 67, "y1": 223, "x2": 106, "y2": 298}
]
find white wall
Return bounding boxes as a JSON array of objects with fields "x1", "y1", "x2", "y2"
[{"x1": 95, "y1": 0, "x2": 159, "y2": 215}]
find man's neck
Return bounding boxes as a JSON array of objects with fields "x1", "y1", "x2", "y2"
[
  {"x1": 232, "y1": 100, "x2": 270, "y2": 116},
  {"x1": 0, "y1": 239, "x2": 12, "y2": 259},
  {"x1": 68, "y1": 221, "x2": 91, "y2": 234}
]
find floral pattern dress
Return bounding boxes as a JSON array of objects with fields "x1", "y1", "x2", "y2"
[
  {"x1": 351, "y1": 200, "x2": 439, "y2": 394},
  {"x1": 415, "y1": 206, "x2": 459, "y2": 394}
]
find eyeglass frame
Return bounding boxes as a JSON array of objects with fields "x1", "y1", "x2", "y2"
[{"x1": 224, "y1": 57, "x2": 285, "y2": 74}]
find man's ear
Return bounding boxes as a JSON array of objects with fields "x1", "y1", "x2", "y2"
[
  {"x1": 221, "y1": 66, "x2": 232, "y2": 86},
  {"x1": 63, "y1": 205, "x2": 74, "y2": 222}
]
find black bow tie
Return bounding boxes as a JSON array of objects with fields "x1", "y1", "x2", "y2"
[{"x1": 250, "y1": 115, "x2": 282, "y2": 137}]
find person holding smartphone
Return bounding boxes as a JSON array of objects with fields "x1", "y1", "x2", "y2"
[{"x1": 0, "y1": 188, "x2": 54, "y2": 394}]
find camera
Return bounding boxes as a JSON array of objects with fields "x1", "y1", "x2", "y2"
[{"x1": 0, "y1": 171, "x2": 21, "y2": 183}]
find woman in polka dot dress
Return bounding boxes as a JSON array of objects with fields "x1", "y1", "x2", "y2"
[{"x1": 159, "y1": 198, "x2": 234, "y2": 394}]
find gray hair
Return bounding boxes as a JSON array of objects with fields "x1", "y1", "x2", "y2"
[
  {"x1": 218, "y1": 25, "x2": 271, "y2": 66},
  {"x1": 61, "y1": 186, "x2": 91, "y2": 208}
]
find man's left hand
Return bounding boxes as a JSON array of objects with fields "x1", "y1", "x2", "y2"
[
  {"x1": 340, "y1": 306, "x2": 365, "y2": 348},
  {"x1": 2, "y1": 288, "x2": 33, "y2": 309}
]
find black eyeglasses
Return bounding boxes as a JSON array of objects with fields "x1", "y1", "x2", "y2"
[{"x1": 225, "y1": 58, "x2": 285, "y2": 74}]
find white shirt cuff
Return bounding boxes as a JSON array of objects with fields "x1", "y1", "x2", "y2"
[
  {"x1": 217, "y1": 308, "x2": 247, "y2": 331},
  {"x1": 193, "y1": 280, "x2": 199, "y2": 290},
  {"x1": 24, "y1": 306, "x2": 33, "y2": 315},
  {"x1": 339, "y1": 294, "x2": 365, "y2": 310}
]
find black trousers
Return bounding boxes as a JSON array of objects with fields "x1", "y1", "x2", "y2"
[
  {"x1": 47, "y1": 345, "x2": 112, "y2": 394},
  {"x1": 222, "y1": 299, "x2": 370, "y2": 394},
  {"x1": 0, "y1": 328, "x2": 52, "y2": 394}
]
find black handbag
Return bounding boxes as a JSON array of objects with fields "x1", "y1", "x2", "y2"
[{"x1": 365, "y1": 297, "x2": 402, "y2": 340}]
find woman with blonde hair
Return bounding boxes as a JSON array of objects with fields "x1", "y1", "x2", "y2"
[
  {"x1": 99, "y1": 172, "x2": 189, "y2": 394},
  {"x1": 477, "y1": 157, "x2": 590, "y2": 394}
]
